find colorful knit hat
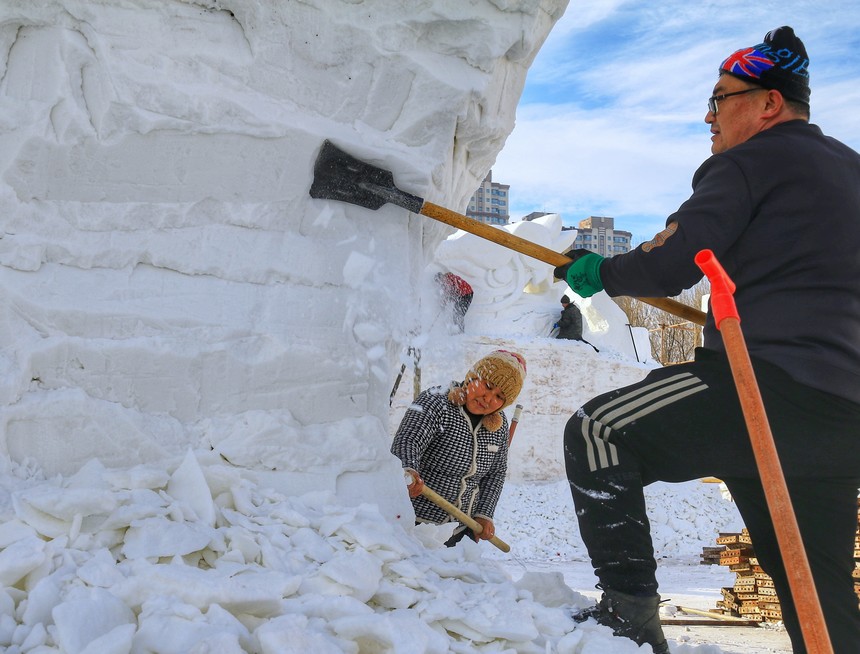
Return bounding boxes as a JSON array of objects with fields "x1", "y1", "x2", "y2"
[
  {"x1": 449, "y1": 350, "x2": 527, "y2": 432},
  {"x1": 719, "y1": 26, "x2": 810, "y2": 105},
  {"x1": 467, "y1": 350, "x2": 526, "y2": 408}
]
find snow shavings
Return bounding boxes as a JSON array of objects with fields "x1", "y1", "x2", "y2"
[{"x1": 0, "y1": 450, "x2": 615, "y2": 653}]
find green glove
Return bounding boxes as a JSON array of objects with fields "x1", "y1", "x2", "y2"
[{"x1": 555, "y1": 251, "x2": 604, "y2": 298}]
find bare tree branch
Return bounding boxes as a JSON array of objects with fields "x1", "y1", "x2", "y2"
[{"x1": 613, "y1": 280, "x2": 710, "y2": 365}]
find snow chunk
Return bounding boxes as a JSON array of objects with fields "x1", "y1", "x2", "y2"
[
  {"x1": 167, "y1": 449, "x2": 217, "y2": 527},
  {"x1": 52, "y1": 586, "x2": 136, "y2": 654}
]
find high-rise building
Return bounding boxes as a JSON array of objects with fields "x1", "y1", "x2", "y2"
[
  {"x1": 466, "y1": 171, "x2": 510, "y2": 225},
  {"x1": 573, "y1": 216, "x2": 631, "y2": 257}
]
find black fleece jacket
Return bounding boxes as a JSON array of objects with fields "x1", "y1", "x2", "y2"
[{"x1": 600, "y1": 120, "x2": 860, "y2": 403}]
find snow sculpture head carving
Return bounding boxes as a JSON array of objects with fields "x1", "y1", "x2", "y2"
[{"x1": 431, "y1": 213, "x2": 576, "y2": 335}]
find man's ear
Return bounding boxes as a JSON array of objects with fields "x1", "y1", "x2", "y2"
[{"x1": 762, "y1": 89, "x2": 785, "y2": 118}]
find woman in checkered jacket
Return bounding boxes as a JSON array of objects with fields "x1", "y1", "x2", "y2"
[{"x1": 391, "y1": 350, "x2": 526, "y2": 546}]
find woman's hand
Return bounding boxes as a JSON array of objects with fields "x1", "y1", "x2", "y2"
[
  {"x1": 404, "y1": 468, "x2": 424, "y2": 498},
  {"x1": 473, "y1": 517, "x2": 495, "y2": 541}
]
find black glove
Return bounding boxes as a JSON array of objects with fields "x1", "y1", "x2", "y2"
[{"x1": 553, "y1": 248, "x2": 593, "y2": 281}]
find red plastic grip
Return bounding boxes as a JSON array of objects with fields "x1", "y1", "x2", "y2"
[{"x1": 695, "y1": 249, "x2": 739, "y2": 328}]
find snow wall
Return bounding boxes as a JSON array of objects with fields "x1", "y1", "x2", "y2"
[{"x1": 0, "y1": 0, "x2": 571, "y2": 521}]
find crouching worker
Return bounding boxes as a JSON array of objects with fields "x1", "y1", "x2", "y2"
[{"x1": 391, "y1": 350, "x2": 526, "y2": 546}]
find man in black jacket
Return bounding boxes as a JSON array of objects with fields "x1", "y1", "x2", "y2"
[
  {"x1": 555, "y1": 27, "x2": 860, "y2": 654},
  {"x1": 555, "y1": 295, "x2": 582, "y2": 341}
]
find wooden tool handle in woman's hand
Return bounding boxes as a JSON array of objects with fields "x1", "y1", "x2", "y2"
[
  {"x1": 418, "y1": 484, "x2": 511, "y2": 553},
  {"x1": 403, "y1": 471, "x2": 511, "y2": 552}
]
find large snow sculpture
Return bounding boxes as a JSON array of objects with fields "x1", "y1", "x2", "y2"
[{"x1": 0, "y1": 0, "x2": 568, "y2": 519}]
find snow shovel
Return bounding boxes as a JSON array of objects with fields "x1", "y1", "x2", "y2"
[
  {"x1": 309, "y1": 140, "x2": 705, "y2": 327},
  {"x1": 695, "y1": 249, "x2": 833, "y2": 654},
  {"x1": 405, "y1": 472, "x2": 510, "y2": 552}
]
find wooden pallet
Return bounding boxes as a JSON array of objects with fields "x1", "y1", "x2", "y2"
[
  {"x1": 701, "y1": 508, "x2": 860, "y2": 622},
  {"x1": 700, "y1": 545, "x2": 725, "y2": 565},
  {"x1": 719, "y1": 547, "x2": 753, "y2": 566}
]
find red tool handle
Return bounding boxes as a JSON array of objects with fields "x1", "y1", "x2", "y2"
[
  {"x1": 694, "y1": 249, "x2": 737, "y2": 328},
  {"x1": 695, "y1": 249, "x2": 833, "y2": 654}
]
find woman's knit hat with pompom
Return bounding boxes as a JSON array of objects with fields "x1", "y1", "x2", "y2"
[{"x1": 448, "y1": 350, "x2": 526, "y2": 432}]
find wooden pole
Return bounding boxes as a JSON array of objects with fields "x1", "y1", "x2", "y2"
[
  {"x1": 405, "y1": 471, "x2": 510, "y2": 553},
  {"x1": 672, "y1": 605, "x2": 759, "y2": 623},
  {"x1": 420, "y1": 202, "x2": 706, "y2": 326},
  {"x1": 419, "y1": 485, "x2": 511, "y2": 553},
  {"x1": 695, "y1": 249, "x2": 833, "y2": 654},
  {"x1": 310, "y1": 141, "x2": 705, "y2": 326}
]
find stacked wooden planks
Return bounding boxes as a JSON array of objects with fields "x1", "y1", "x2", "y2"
[{"x1": 701, "y1": 500, "x2": 860, "y2": 623}]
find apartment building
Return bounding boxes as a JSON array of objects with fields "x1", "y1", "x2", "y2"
[
  {"x1": 466, "y1": 171, "x2": 510, "y2": 225},
  {"x1": 573, "y1": 216, "x2": 631, "y2": 257}
]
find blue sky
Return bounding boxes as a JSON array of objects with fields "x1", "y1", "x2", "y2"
[{"x1": 492, "y1": 1, "x2": 860, "y2": 242}]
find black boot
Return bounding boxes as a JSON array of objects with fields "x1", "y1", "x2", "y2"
[{"x1": 573, "y1": 587, "x2": 669, "y2": 653}]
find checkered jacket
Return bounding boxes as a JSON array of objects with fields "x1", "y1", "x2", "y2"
[{"x1": 391, "y1": 383, "x2": 509, "y2": 525}]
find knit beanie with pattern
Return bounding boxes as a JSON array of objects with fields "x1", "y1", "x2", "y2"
[
  {"x1": 719, "y1": 26, "x2": 810, "y2": 105},
  {"x1": 449, "y1": 349, "x2": 527, "y2": 433},
  {"x1": 467, "y1": 349, "x2": 526, "y2": 407}
]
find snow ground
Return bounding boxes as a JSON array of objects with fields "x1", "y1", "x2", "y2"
[
  {"x1": 0, "y1": 332, "x2": 796, "y2": 653},
  {"x1": 492, "y1": 480, "x2": 793, "y2": 653}
]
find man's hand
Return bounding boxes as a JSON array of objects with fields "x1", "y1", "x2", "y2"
[
  {"x1": 473, "y1": 516, "x2": 495, "y2": 541},
  {"x1": 553, "y1": 248, "x2": 593, "y2": 280},
  {"x1": 554, "y1": 249, "x2": 605, "y2": 298}
]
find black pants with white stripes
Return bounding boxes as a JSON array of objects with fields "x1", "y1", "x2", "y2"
[{"x1": 564, "y1": 347, "x2": 860, "y2": 653}]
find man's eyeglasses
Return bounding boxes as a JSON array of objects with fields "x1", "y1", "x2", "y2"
[{"x1": 707, "y1": 88, "x2": 764, "y2": 114}]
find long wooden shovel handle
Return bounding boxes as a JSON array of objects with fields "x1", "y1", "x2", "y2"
[
  {"x1": 421, "y1": 202, "x2": 706, "y2": 326},
  {"x1": 673, "y1": 605, "x2": 752, "y2": 622},
  {"x1": 696, "y1": 250, "x2": 833, "y2": 654},
  {"x1": 310, "y1": 141, "x2": 704, "y2": 326},
  {"x1": 721, "y1": 318, "x2": 832, "y2": 652},
  {"x1": 419, "y1": 484, "x2": 510, "y2": 553}
]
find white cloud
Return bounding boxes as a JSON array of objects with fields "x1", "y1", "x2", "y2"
[{"x1": 494, "y1": 2, "x2": 860, "y2": 239}]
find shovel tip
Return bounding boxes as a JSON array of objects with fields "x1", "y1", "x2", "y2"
[{"x1": 308, "y1": 139, "x2": 424, "y2": 213}]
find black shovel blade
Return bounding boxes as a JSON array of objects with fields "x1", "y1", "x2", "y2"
[{"x1": 309, "y1": 140, "x2": 424, "y2": 214}]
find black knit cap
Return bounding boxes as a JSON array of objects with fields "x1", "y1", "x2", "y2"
[{"x1": 720, "y1": 26, "x2": 810, "y2": 105}]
